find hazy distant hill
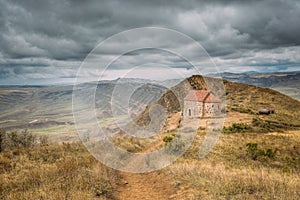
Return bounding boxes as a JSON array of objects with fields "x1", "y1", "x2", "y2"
[{"x1": 0, "y1": 80, "x2": 167, "y2": 132}]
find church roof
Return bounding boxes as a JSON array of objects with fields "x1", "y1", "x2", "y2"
[{"x1": 184, "y1": 90, "x2": 221, "y2": 103}]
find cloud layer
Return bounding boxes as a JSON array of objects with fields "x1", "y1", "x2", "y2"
[{"x1": 0, "y1": 0, "x2": 299, "y2": 84}]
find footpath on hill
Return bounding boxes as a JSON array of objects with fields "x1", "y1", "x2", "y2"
[
  {"x1": 114, "y1": 138, "x2": 179, "y2": 200},
  {"x1": 116, "y1": 171, "x2": 177, "y2": 200}
]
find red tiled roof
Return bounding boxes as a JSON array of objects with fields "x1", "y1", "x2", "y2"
[
  {"x1": 184, "y1": 90, "x2": 221, "y2": 103},
  {"x1": 184, "y1": 90, "x2": 209, "y2": 101},
  {"x1": 204, "y1": 94, "x2": 222, "y2": 103}
]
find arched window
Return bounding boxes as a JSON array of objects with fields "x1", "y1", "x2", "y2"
[{"x1": 188, "y1": 109, "x2": 191, "y2": 116}]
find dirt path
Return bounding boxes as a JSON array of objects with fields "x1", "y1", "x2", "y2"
[
  {"x1": 115, "y1": 138, "x2": 178, "y2": 199},
  {"x1": 116, "y1": 171, "x2": 177, "y2": 200},
  {"x1": 114, "y1": 115, "x2": 183, "y2": 200}
]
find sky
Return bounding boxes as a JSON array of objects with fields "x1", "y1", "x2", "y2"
[{"x1": 0, "y1": 0, "x2": 300, "y2": 85}]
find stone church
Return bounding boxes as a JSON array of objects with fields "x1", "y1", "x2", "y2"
[{"x1": 183, "y1": 90, "x2": 221, "y2": 118}]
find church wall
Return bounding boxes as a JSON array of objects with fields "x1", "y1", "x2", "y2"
[{"x1": 184, "y1": 100, "x2": 221, "y2": 118}]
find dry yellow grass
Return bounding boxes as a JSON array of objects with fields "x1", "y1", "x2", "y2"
[
  {"x1": 0, "y1": 142, "x2": 119, "y2": 200},
  {"x1": 163, "y1": 130, "x2": 300, "y2": 200},
  {"x1": 168, "y1": 161, "x2": 299, "y2": 200},
  {"x1": 1, "y1": 129, "x2": 299, "y2": 199}
]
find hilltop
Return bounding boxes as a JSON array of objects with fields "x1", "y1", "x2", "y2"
[
  {"x1": 113, "y1": 74, "x2": 300, "y2": 157},
  {"x1": 134, "y1": 75, "x2": 300, "y2": 132}
]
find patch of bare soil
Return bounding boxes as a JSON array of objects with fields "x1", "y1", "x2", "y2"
[
  {"x1": 115, "y1": 134, "x2": 179, "y2": 200},
  {"x1": 224, "y1": 111, "x2": 253, "y2": 126},
  {"x1": 116, "y1": 172, "x2": 177, "y2": 200}
]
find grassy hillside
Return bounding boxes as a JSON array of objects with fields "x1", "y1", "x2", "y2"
[
  {"x1": 0, "y1": 141, "x2": 119, "y2": 200},
  {"x1": 134, "y1": 75, "x2": 300, "y2": 130},
  {"x1": 112, "y1": 75, "x2": 300, "y2": 177},
  {"x1": 224, "y1": 80, "x2": 300, "y2": 130},
  {"x1": 164, "y1": 130, "x2": 300, "y2": 199},
  {"x1": 1, "y1": 129, "x2": 299, "y2": 199},
  {"x1": 2, "y1": 130, "x2": 296, "y2": 200},
  {"x1": 116, "y1": 75, "x2": 300, "y2": 199},
  {"x1": 216, "y1": 71, "x2": 300, "y2": 100}
]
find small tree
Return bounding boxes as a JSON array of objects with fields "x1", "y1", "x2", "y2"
[
  {"x1": 0, "y1": 129, "x2": 38, "y2": 151},
  {"x1": 19, "y1": 129, "x2": 37, "y2": 148},
  {"x1": 0, "y1": 129, "x2": 6, "y2": 152},
  {"x1": 7, "y1": 131, "x2": 19, "y2": 149}
]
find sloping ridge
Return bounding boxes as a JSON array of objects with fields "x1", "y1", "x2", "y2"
[
  {"x1": 134, "y1": 75, "x2": 300, "y2": 129},
  {"x1": 224, "y1": 80, "x2": 300, "y2": 127}
]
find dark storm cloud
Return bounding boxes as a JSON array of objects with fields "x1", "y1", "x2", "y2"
[
  {"x1": 231, "y1": 0, "x2": 300, "y2": 46},
  {"x1": 0, "y1": 0, "x2": 299, "y2": 84},
  {"x1": 0, "y1": 67, "x2": 10, "y2": 79}
]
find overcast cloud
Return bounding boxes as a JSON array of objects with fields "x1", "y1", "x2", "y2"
[{"x1": 0, "y1": 0, "x2": 299, "y2": 84}]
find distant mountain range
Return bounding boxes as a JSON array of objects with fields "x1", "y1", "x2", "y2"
[
  {"x1": 0, "y1": 80, "x2": 167, "y2": 133},
  {"x1": 0, "y1": 72, "x2": 299, "y2": 141}
]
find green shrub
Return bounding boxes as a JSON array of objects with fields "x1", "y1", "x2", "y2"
[
  {"x1": 246, "y1": 142, "x2": 277, "y2": 160},
  {"x1": 251, "y1": 118, "x2": 296, "y2": 133},
  {"x1": 0, "y1": 129, "x2": 39, "y2": 152},
  {"x1": 251, "y1": 118, "x2": 271, "y2": 132},
  {"x1": 94, "y1": 179, "x2": 113, "y2": 197},
  {"x1": 163, "y1": 135, "x2": 174, "y2": 143},
  {"x1": 231, "y1": 107, "x2": 255, "y2": 114},
  {"x1": 222, "y1": 123, "x2": 252, "y2": 133},
  {"x1": 265, "y1": 148, "x2": 277, "y2": 159},
  {"x1": 246, "y1": 142, "x2": 257, "y2": 152},
  {"x1": 163, "y1": 134, "x2": 185, "y2": 155},
  {"x1": 0, "y1": 129, "x2": 5, "y2": 152}
]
